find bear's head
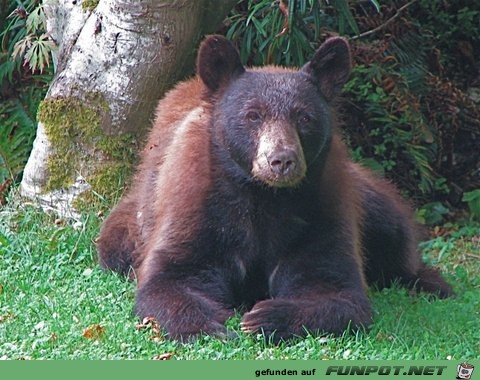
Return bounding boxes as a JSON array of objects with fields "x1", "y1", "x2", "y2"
[{"x1": 197, "y1": 35, "x2": 351, "y2": 188}]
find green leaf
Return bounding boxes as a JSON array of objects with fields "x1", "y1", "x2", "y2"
[
  {"x1": 12, "y1": 35, "x2": 31, "y2": 60},
  {"x1": 462, "y1": 189, "x2": 480, "y2": 202},
  {"x1": 25, "y1": 6, "x2": 46, "y2": 34},
  {"x1": 369, "y1": 0, "x2": 381, "y2": 13},
  {"x1": 332, "y1": 0, "x2": 360, "y2": 35},
  {"x1": 462, "y1": 189, "x2": 480, "y2": 219},
  {"x1": 416, "y1": 202, "x2": 449, "y2": 225},
  {"x1": 0, "y1": 100, "x2": 36, "y2": 182}
]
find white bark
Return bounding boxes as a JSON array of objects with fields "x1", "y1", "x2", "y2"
[{"x1": 21, "y1": 0, "x2": 236, "y2": 217}]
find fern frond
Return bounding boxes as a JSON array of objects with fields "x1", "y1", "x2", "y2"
[{"x1": 0, "y1": 100, "x2": 36, "y2": 183}]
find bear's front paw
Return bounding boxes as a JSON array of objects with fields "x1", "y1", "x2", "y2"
[
  {"x1": 135, "y1": 286, "x2": 234, "y2": 341},
  {"x1": 240, "y1": 299, "x2": 301, "y2": 341}
]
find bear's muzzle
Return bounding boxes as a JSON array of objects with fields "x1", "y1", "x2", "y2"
[{"x1": 252, "y1": 122, "x2": 307, "y2": 187}]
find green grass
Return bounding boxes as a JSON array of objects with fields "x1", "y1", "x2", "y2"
[{"x1": 0, "y1": 195, "x2": 479, "y2": 360}]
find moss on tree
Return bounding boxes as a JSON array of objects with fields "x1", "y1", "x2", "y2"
[
  {"x1": 37, "y1": 96, "x2": 137, "y2": 209},
  {"x1": 82, "y1": 0, "x2": 100, "y2": 11}
]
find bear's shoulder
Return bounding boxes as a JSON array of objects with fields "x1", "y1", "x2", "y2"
[{"x1": 144, "y1": 78, "x2": 209, "y2": 153}]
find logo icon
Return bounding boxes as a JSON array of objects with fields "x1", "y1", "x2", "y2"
[{"x1": 457, "y1": 363, "x2": 475, "y2": 380}]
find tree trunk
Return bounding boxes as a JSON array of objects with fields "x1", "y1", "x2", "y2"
[{"x1": 20, "y1": 0, "x2": 236, "y2": 217}]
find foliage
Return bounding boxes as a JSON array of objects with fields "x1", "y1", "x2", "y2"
[
  {"x1": 0, "y1": 98, "x2": 35, "y2": 183},
  {"x1": 413, "y1": 0, "x2": 480, "y2": 87},
  {"x1": 225, "y1": 0, "x2": 380, "y2": 66},
  {"x1": 0, "y1": 0, "x2": 53, "y2": 200},
  {"x1": 462, "y1": 189, "x2": 480, "y2": 221},
  {"x1": 345, "y1": 1, "x2": 480, "y2": 207},
  {"x1": 0, "y1": 201, "x2": 478, "y2": 359},
  {"x1": 5, "y1": 2, "x2": 55, "y2": 74},
  {"x1": 415, "y1": 202, "x2": 450, "y2": 226},
  {"x1": 342, "y1": 56, "x2": 436, "y2": 197}
]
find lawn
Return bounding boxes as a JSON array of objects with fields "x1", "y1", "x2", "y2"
[{"x1": 0, "y1": 195, "x2": 479, "y2": 360}]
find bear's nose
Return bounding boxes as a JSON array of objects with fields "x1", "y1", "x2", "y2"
[{"x1": 268, "y1": 150, "x2": 297, "y2": 176}]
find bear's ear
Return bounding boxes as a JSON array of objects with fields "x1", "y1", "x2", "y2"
[
  {"x1": 301, "y1": 37, "x2": 351, "y2": 100},
  {"x1": 197, "y1": 35, "x2": 245, "y2": 93}
]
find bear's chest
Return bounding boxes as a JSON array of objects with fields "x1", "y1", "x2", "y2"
[
  {"x1": 207, "y1": 188, "x2": 310, "y2": 252},
  {"x1": 203, "y1": 187, "x2": 314, "y2": 304}
]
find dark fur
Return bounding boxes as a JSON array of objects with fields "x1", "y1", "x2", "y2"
[{"x1": 97, "y1": 35, "x2": 454, "y2": 341}]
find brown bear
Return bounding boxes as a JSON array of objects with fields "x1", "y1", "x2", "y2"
[{"x1": 97, "y1": 35, "x2": 454, "y2": 341}]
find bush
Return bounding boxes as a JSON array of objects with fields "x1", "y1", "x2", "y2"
[
  {"x1": 0, "y1": 0, "x2": 53, "y2": 203},
  {"x1": 225, "y1": 0, "x2": 380, "y2": 66}
]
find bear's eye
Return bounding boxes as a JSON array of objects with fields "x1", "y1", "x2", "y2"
[
  {"x1": 299, "y1": 114, "x2": 312, "y2": 124},
  {"x1": 246, "y1": 111, "x2": 262, "y2": 123}
]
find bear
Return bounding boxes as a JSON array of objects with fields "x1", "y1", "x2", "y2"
[{"x1": 97, "y1": 35, "x2": 454, "y2": 341}]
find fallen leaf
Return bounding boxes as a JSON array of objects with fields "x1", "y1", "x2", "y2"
[
  {"x1": 152, "y1": 353, "x2": 173, "y2": 360},
  {"x1": 0, "y1": 311, "x2": 13, "y2": 323},
  {"x1": 135, "y1": 317, "x2": 164, "y2": 341},
  {"x1": 136, "y1": 317, "x2": 161, "y2": 334},
  {"x1": 82, "y1": 324, "x2": 105, "y2": 340}
]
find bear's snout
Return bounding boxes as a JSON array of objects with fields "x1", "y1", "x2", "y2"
[
  {"x1": 267, "y1": 149, "x2": 297, "y2": 176},
  {"x1": 251, "y1": 123, "x2": 307, "y2": 188}
]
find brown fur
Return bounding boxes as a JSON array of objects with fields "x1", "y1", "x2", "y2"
[
  {"x1": 316, "y1": 134, "x2": 367, "y2": 289},
  {"x1": 98, "y1": 78, "x2": 213, "y2": 277}
]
